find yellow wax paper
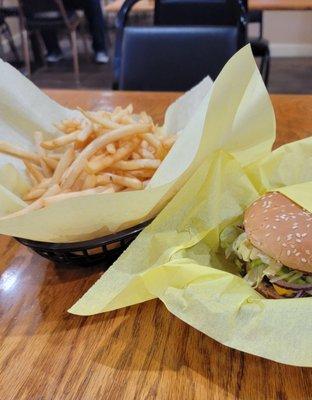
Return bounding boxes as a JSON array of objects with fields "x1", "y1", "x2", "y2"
[
  {"x1": 70, "y1": 145, "x2": 312, "y2": 367},
  {"x1": 69, "y1": 72, "x2": 312, "y2": 366},
  {"x1": 0, "y1": 45, "x2": 274, "y2": 242}
]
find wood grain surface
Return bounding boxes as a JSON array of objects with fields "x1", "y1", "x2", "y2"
[
  {"x1": 0, "y1": 90, "x2": 312, "y2": 400},
  {"x1": 250, "y1": 0, "x2": 312, "y2": 10},
  {"x1": 105, "y1": 0, "x2": 312, "y2": 13}
]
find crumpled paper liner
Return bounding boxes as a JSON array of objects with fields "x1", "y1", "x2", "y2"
[
  {"x1": 70, "y1": 145, "x2": 312, "y2": 367},
  {"x1": 0, "y1": 44, "x2": 273, "y2": 242},
  {"x1": 69, "y1": 59, "x2": 312, "y2": 367}
]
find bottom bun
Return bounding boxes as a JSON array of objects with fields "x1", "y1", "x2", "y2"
[{"x1": 256, "y1": 282, "x2": 283, "y2": 299}]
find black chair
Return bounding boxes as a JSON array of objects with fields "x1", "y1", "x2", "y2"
[
  {"x1": 155, "y1": 0, "x2": 244, "y2": 27},
  {"x1": 114, "y1": 0, "x2": 245, "y2": 90},
  {"x1": 248, "y1": 10, "x2": 263, "y2": 39},
  {"x1": 18, "y1": 0, "x2": 82, "y2": 81},
  {"x1": 154, "y1": 0, "x2": 270, "y2": 85},
  {"x1": 119, "y1": 26, "x2": 238, "y2": 91},
  {"x1": 247, "y1": 9, "x2": 270, "y2": 86}
]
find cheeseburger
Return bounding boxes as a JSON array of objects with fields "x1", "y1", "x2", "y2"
[{"x1": 220, "y1": 192, "x2": 312, "y2": 299}]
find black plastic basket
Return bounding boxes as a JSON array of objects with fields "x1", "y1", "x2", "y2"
[{"x1": 15, "y1": 220, "x2": 151, "y2": 267}]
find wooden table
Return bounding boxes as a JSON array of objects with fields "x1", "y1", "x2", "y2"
[
  {"x1": 1, "y1": 91, "x2": 312, "y2": 400},
  {"x1": 106, "y1": 0, "x2": 312, "y2": 14}
]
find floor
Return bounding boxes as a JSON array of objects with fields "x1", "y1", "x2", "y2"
[
  {"x1": 268, "y1": 57, "x2": 312, "y2": 94},
  {"x1": 4, "y1": 37, "x2": 312, "y2": 94},
  {"x1": 28, "y1": 53, "x2": 312, "y2": 94},
  {"x1": 29, "y1": 52, "x2": 115, "y2": 90}
]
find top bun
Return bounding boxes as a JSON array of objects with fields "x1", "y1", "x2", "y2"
[{"x1": 244, "y1": 192, "x2": 312, "y2": 273}]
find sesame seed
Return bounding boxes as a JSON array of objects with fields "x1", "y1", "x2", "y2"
[
  {"x1": 265, "y1": 233, "x2": 271, "y2": 237},
  {"x1": 295, "y1": 233, "x2": 301, "y2": 238},
  {"x1": 295, "y1": 252, "x2": 301, "y2": 256},
  {"x1": 265, "y1": 224, "x2": 270, "y2": 229},
  {"x1": 277, "y1": 236, "x2": 281, "y2": 242},
  {"x1": 305, "y1": 250, "x2": 311, "y2": 255},
  {"x1": 296, "y1": 239, "x2": 302, "y2": 243},
  {"x1": 301, "y1": 233, "x2": 307, "y2": 237},
  {"x1": 250, "y1": 214, "x2": 254, "y2": 218},
  {"x1": 273, "y1": 226, "x2": 277, "y2": 229},
  {"x1": 301, "y1": 258, "x2": 307, "y2": 263},
  {"x1": 286, "y1": 250, "x2": 291, "y2": 256},
  {"x1": 286, "y1": 234, "x2": 293, "y2": 240},
  {"x1": 282, "y1": 243, "x2": 287, "y2": 247}
]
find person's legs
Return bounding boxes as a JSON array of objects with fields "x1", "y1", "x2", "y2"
[
  {"x1": 41, "y1": 28, "x2": 63, "y2": 62},
  {"x1": 65, "y1": 0, "x2": 107, "y2": 54}
]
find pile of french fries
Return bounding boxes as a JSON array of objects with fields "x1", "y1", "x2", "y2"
[{"x1": 0, "y1": 105, "x2": 176, "y2": 219}]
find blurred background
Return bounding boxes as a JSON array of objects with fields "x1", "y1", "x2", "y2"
[{"x1": 0, "y1": 0, "x2": 311, "y2": 93}]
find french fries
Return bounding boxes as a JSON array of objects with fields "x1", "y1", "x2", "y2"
[
  {"x1": 113, "y1": 159, "x2": 161, "y2": 171},
  {"x1": 34, "y1": 131, "x2": 51, "y2": 177},
  {"x1": 86, "y1": 140, "x2": 138, "y2": 174},
  {"x1": 41, "y1": 130, "x2": 80, "y2": 149},
  {"x1": 60, "y1": 123, "x2": 151, "y2": 189},
  {"x1": 0, "y1": 105, "x2": 177, "y2": 218},
  {"x1": 0, "y1": 141, "x2": 41, "y2": 165},
  {"x1": 24, "y1": 161, "x2": 45, "y2": 183}
]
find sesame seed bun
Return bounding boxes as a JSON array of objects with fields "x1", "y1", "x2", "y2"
[{"x1": 244, "y1": 192, "x2": 312, "y2": 274}]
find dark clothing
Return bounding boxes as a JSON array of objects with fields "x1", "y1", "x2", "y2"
[{"x1": 41, "y1": 0, "x2": 107, "y2": 54}]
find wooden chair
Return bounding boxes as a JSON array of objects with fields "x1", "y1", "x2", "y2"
[{"x1": 18, "y1": 0, "x2": 83, "y2": 82}]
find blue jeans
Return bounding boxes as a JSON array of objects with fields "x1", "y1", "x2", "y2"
[{"x1": 41, "y1": 0, "x2": 107, "y2": 54}]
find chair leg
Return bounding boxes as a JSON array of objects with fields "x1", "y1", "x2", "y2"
[
  {"x1": 80, "y1": 24, "x2": 90, "y2": 59},
  {"x1": 3, "y1": 21, "x2": 20, "y2": 63},
  {"x1": 70, "y1": 29, "x2": 80, "y2": 84},
  {"x1": 259, "y1": 51, "x2": 270, "y2": 87},
  {"x1": 259, "y1": 54, "x2": 265, "y2": 76},
  {"x1": 0, "y1": 35, "x2": 5, "y2": 59},
  {"x1": 264, "y1": 52, "x2": 270, "y2": 87},
  {"x1": 21, "y1": 29, "x2": 31, "y2": 76}
]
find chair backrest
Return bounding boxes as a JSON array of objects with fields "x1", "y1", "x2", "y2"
[
  {"x1": 154, "y1": 0, "x2": 243, "y2": 26},
  {"x1": 114, "y1": 0, "x2": 144, "y2": 84},
  {"x1": 118, "y1": 26, "x2": 238, "y2": 91},
  {"x1": 18, "y1": 0, "x2": 72, "y2": 30},
  {"x1": 114, "y1": 0, "x2": 246, "y2": 86},
  {"x1": 18, "y1": 0, "x2": 60, "y2": 16}
]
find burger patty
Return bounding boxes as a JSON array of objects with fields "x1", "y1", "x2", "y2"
[{"x1": 256, "y1": 281, "x2": 283, "y2": 299}]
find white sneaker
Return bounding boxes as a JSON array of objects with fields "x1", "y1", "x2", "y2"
[
  {"x1": 46, "y1": 52, "x2": 64, "y2": 63},
  {"x1": 94, "y1": 51, "x2": 109, "y2": 64}
]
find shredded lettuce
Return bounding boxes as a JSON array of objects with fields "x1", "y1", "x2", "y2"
[
  {"x1": 220, "y1": 225, "x2": 311, "y2": 290},
  {"x1": 219, "y1": 225, "x2": 242, "y2": 258},
  {"x1": 244, "y1": 264, "x2": 267, "y2": 287}
]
